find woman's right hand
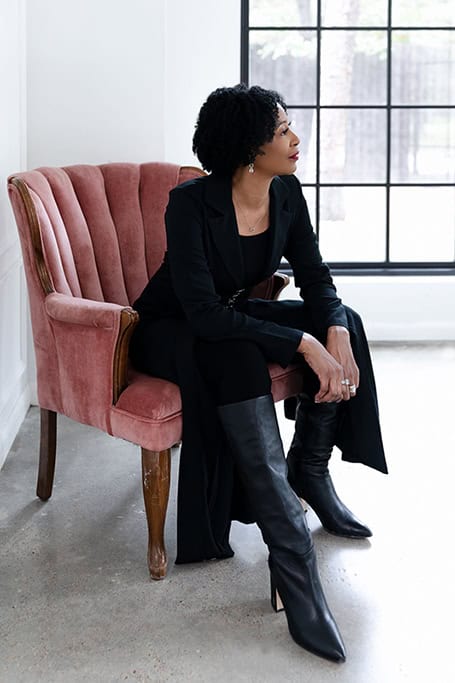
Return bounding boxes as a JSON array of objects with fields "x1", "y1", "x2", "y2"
[{"x1": 297, "y1": 333, "x2": 344, "y2": 403}]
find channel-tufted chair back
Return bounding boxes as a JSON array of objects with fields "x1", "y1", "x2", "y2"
[{"x1": 13, "y1": 162, "x2": 202, "y2": 305}]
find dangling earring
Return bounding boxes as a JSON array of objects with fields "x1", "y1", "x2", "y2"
[{"x1": 248, "y1": 162, "x2": 254, "y2": 174}]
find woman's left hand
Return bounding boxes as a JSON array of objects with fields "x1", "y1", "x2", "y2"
[{"x1": 325, "y1": 326, "x2": 359, "y2": 401}]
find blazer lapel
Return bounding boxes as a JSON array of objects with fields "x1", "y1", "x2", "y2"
[
  {"x1": 267, "y1": 176, "x2": 292, "y2": 277},
  {"x1": 204, "y1": 174, "x2": 244, "y2": 287}
]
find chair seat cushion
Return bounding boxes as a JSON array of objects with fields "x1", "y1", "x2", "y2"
[{"x1": 109, "y1": 364, "x2": 303, "y2": 452}]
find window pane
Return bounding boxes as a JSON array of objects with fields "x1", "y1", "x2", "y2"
[
  {"x1": 318, "y1": 187, "x2": 386, "y2": 262},
  {"x1": 321, "y1": 30, "x2": 387, "y2": 105},
  {"x1": 321, "y1": 0, "x2": 388, "y2": 27},
  {"x1": 301, "y1": 186, "x2": 316, "y2": 229},
  {"x1": 250, "y1": 0, "x2": 317, "y2": 26},
  {"x1": 282, "y1": 186, "x2": 316, "y2": 267},
  {"x1": 392, "y1": 31, "x2": 455, "y2": 105},
  {"x1": 320, "y1": 109, "x2": 387, "y2": 183},
  {"x1": 391, "y1": 109, "x2": 455, "y2": 183},
  {"x1": 249, "y1": 30, "x2": 317, "y2": 105},
  {"x1": 390, "y1": 187, "x2": 455, "y2": 261},
  {"x1": 393, "y1": 0, "x2": 455, "y2": 27},
  {"x1": 290, "y1": 108, "x2": 316, "y2": 183}
]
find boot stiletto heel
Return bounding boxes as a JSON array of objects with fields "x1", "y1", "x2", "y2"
[{"x1": 270, "y1": 573, "x2": 284, "y2": 613}]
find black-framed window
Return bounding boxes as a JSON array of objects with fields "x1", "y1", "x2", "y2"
[{"x1": 241, "y1": 0, "x2": 455, "y2": 275}]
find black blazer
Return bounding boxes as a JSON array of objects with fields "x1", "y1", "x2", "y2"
[{"x1": 134, "y1": 172, "x2": 348, "y2": 367}]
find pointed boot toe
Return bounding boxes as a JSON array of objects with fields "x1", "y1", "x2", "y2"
[
  {"x1": 325, "y1": 514, "x2": 372, "y2": 539},
  {"x1": 301, "y1": 473, "x2": 372, "y2": 539},
  {"x1": 288, "y1": 610, "x2": 347, "y2": 662}
]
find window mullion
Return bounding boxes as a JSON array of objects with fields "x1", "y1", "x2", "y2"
[
  {"x1": 386, "y1": 0, "x2": 393, "y2": 264},
  {"x1": 315, "y1": 0, "x2": 322, "y2": 239}
]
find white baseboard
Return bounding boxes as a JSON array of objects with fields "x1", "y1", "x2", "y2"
[{"x1": 0, "y1": 383, "x2": 31, "y2": 471}]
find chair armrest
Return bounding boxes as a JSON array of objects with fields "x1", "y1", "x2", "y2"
[
  {"x1": 45, "y1": 293, "x2": 129, "y2": 328},
  {"x1": 270, "y1": 272, "x2": 290, "y2": 300},
  {"x1": 250, "y1": 272, "x2": 290, "y2": 301},
  {"x1": 44, "y1": 293, "x2": 138, "y2": 427}
]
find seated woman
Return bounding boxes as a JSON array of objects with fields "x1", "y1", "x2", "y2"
[{"x1": 130, "y1": 84, "x2": 387, "y2": 663}]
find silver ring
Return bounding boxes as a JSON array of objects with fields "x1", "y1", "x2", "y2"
[
  {"x1": 341, "y1": 379, "x2": 350, "y2": 386},
  {"x1": 349, "y1": 385, "x2": 356, "y2": 394}
]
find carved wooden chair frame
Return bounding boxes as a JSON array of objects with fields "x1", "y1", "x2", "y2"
[{"x1": 8, "y1": 168, "x2": 290, "y2": 580}]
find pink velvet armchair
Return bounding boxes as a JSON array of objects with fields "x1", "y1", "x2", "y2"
[{"x1": 7, "y1": 162, "x2": 304, "y2": 580}]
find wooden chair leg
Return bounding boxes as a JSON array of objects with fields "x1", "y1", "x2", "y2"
[
  {"x1": 37, "y1": 408, "x2": 57, "y2": 501},
  {"x1": 141, "y1": 447, "x2": 171, "y2": 580}
]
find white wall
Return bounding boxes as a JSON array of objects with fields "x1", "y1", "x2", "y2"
[
  {"x1": 336, "y1": 276, "x2": 455, "y2": 341},
  {"x1": 164, "y1": 0, "x2": 241, "y2": 165},
  {"x1": 25, "y1": 0, "x2": 241, "y2": 169},
  {"x1": 285, "y1": 276, "x2": 455, "y2": 342},
  {"x1": 26, "y1": 0, "x2": 166, "y2": 167},
  {"x1": 0, "y1": 0, "x2": 29, "y2": 469}
]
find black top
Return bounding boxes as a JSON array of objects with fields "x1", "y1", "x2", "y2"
[{"x1": 239, "y1": 228, "x2": 270, "y2": 288}]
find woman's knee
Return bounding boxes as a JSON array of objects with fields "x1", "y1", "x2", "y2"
[
  {"x1": 343, "y1": 304, "x2": 365, "y2": 330},
  {"x1": 195, "y1": 338, "x2": 270, "y2": 378},
  {"x1": 194, "y1": 338, "x2": 272, "y2": 402},
  {"x1": 343, "y1": 304, "x2": 361, "y2": 320}
]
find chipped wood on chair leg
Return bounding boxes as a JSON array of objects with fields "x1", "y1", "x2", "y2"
[
  {"x1": 36, "y1": 409, "x2": 57, "y2": 501},
  {"x1": 141, "y1": 447, "x2": 171, "y2": 580}
]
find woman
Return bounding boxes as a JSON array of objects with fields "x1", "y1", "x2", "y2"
[{"x1": 130, "y1": 84, "x2": 387, "y2": 662}]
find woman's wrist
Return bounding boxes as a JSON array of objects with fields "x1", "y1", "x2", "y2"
[
  {"x1": 297, "y1": 332, "x2": 312, "y2": 354},
  {"x1": 327, "y1": 325, "x2": 349, "y2": 337}
]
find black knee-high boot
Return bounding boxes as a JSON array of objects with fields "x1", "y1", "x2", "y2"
[
  {"x1": 217, "y1": 394, "x2": 346, "y2": 663},
  {"x1": 287, "y1": 394, "x2": 372, "y2": 538}
]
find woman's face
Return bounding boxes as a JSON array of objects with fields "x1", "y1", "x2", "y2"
[{"x1": 254, "y1": 104, "x2": 300, "y2": 177}]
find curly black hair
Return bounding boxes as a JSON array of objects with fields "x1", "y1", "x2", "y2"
[{"x1": 192, "y1": 84, "x2": 287, "y2": 177}]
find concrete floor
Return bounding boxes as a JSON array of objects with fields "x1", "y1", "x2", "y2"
[{"x1": 1, "y1": 343, "x2": 455, "y2": 683}]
